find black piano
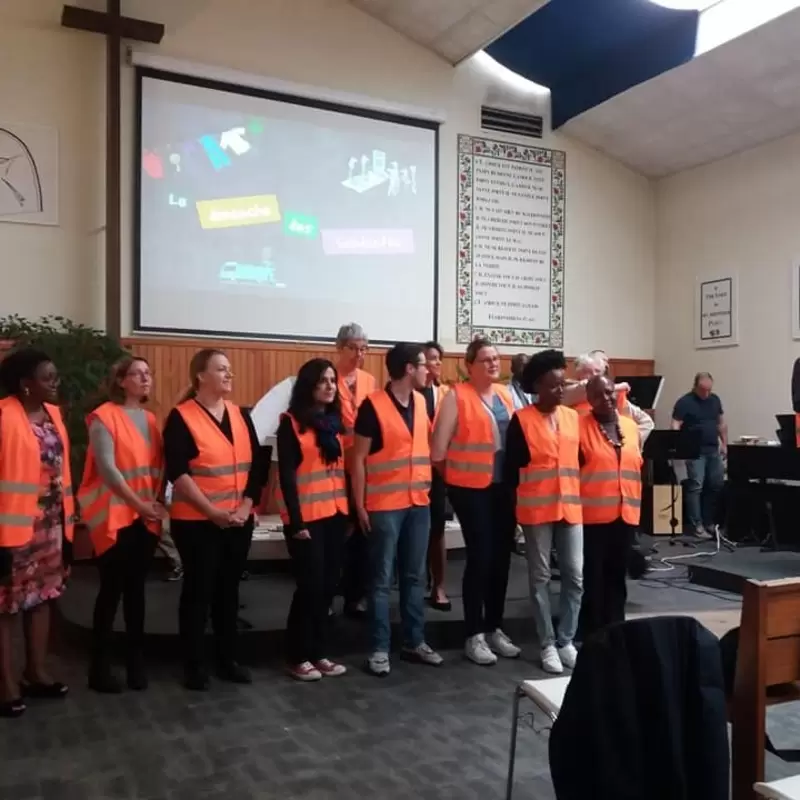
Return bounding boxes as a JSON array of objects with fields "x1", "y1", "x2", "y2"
[{"x1": 726, "y1": 418, "x2": 800, "y2": 548}]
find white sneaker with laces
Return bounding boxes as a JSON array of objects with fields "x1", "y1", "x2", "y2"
[
  {"x1": 402, "y1": 642, "x2": 444, "y2": 666},
  {"x1": 367, "y1": 651, "x2": 391, "y2": 677},
  {"x1": 488, "y1": 629, "x2": 521, "y2": 659},
  {"x1": 465, "y1": 633, "x2": 498, "y2": 666},
  {"x1": 541, "y1": 645, "x2": 564, "y2": 674},
  {"x1": 557, "y1": 643, "x2": 578, "y2": 669}
]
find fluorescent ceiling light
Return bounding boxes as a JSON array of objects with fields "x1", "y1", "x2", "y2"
[
  {"x1": 648, "y1": 1, "x2": 720, "y2": 8},
  {"x1": 695, "y1": 0, "x2": 800, "y2": 55}
]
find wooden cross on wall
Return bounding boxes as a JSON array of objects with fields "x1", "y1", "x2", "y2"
[{"x1": 61, "y1": 2, "x2": 165, "y2": 337}]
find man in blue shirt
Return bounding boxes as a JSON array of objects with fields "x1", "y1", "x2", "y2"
[{"x1": 671, "y1": 372, "x2": 728, "y2": 537}]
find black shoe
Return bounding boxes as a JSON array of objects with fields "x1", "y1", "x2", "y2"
[
  {"x1": 0, "y1": 698, "x2": 26, "y2": 718},
  {"x1": 183, "y1": 666, "x2": 210, "y2": 692},
  {"x1": 88, "y1": 665, "x2": 123, "y2": 694},
  {"x1": 426, "y1": 597, "x2": 452, "y2": 612},
  {"x1": 216, "y1": 661, "x2": 252, "y2": 684},
  {"x1": 165, "y1": 566, "x2": 183, "y2": 582},
  {"x1": 126, "y1": 655, "x2": 149, "y2": 692},
  {"x1": 20, "y1": 680, "x2": 69, "y2": 699}
]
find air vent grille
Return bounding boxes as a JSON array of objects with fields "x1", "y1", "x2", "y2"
[{"x1": 480, "y1": 106, "x2": 543, "y2": 139}]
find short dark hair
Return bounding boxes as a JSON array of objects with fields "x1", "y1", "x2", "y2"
[
  {"x1": 0, "y1": 348, "x2": 53, "y2": 397},
  {"x1": 385, "y1": 343, "x2": 424, "y2": 381},
  {"x1": 465, "y1": 336, "x2": 494, "y2": 365},
  {"x1": 423, "y1": 340, "x2": 443, "y2": 357},
  {"x1": 521, "y1": 349, "x2": 567, "y2": 394}
]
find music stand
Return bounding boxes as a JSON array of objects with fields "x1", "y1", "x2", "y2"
[{"x1": 642, "y1": 429, "x2": 702, "y2": 546}]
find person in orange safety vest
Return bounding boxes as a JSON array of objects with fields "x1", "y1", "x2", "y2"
[
  {"x1": 0, "y1": 349, "x2": 75, "y2": 718},
  {"x1": 276, "y1": 357, "x2": 349, "y2": 682},
  {"x1": 79, "y1": 356, "x2": 165, "y2": 695},
  {"x1": 350, "y1": 343, "x2": 442, "y2": 677},
  {"x1": 578, "y1": 375, "x2": 643, "y2": 642},
  {"x1": 431, "y1": 337, "x2": 520, "y2": 667},
  {"x1": 163, "y1": 349, "x2": 267, "y2": 692},
  {"x1": 504, "y1": 349, "x2": 582, "y2": 675},
  {"x1": 334, "y1": 322, "x2": 376, "y2": 618}
]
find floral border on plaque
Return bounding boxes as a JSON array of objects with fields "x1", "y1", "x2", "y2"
[{"x1": 456, "y1": 134, "x2": 565, "y2": 346}]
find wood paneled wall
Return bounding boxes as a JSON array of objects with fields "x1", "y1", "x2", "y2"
[{"x1": 122, "y1": 336, "x2": 655, "y2": 419}]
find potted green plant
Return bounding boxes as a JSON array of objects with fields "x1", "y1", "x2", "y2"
[{"x1": 0, "y1": 314, "x2": 129, "y2": 481}]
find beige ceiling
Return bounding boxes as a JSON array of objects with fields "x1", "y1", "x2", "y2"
[
  {"x1": 349, "y1": 0, "x2": 550, "y2": 64},
  {"x1": 563, "y1": 6, "x2": 800, "y2": 178}
]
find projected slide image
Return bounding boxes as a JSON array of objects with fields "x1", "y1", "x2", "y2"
[{"x1": 137, "y1": 74, "x2": 437, "y2": 341}]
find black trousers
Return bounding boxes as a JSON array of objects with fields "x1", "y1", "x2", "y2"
[
  {"x1": 171, "y1": 518, "x2": 254, "y2": 669},
  {"x1": 284, "y1": 513, "x2": 347, "y2": 664},
  {"x1": 92, "y1": 519, "x2": 158, "y2": 661},
  {"x1": 580, "y1": 519, "x2": 634, "y2": 641},
  {"x1": 429, "y1": 472, "x2": 447, "y2": 541},
  {"x1": 447, "y1": 483, "x2": 516, "y2": 638},
  {"x1": 341, "y1": 473, "x2": 368, "y2": 605}
]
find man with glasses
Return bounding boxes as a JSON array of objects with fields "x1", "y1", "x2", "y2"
[
  {"x1": 334, "y1": 323, "x2": 377, "y2": 617},
  {"x1": 350, "y1": 343, "x2": 443, "y2": 676}
]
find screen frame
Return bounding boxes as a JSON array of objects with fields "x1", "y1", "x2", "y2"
[{"x1": 133, "y1": 67, "x2": 440, "y2": 345}]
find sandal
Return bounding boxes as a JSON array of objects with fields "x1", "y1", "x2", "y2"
[
  {"x1": 20, "y1": 681, "x2": 69, "y2": 699},
  {"x1": 0, "y1": 698, "x2": 26, "y2": 718}
]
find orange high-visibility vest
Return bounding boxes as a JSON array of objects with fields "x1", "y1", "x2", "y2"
[
  {"x1": 78, "y1": 402, "x2": 164, "y2": 556},
  {"x1": 444, "y1": 383, "x2": 514, "y2": 489},
  {"x1": 579, "y1": 414, "x2": 642, "y2": 526},
  {"x1": 430, "y1": 382, "x2": 451, "y2": 425},
  {"x1": 339, "y1": 368, "x2": 376, "y2": 451},
  {"x1": 169, "y1": 400, "x2": 253, "y2": 522},
  {"x1": 365, "y1": 390, "x2": 431, "y2": 512},
  {"x1": 516, "y1": 405, "x2": 582, "y2": 526},
  {"x1": 573, "y1": 388, "x2": 629, "y2": 416},
  {"x1": 275, "y1": 413, "x2": 348, "y2": 524},
  {"x1": 0, "y1": 396, "x2": 75, "y2": 547}
]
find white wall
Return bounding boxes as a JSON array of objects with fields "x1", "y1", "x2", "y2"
[
  {"x1": 655, "y1": 131, "x2": 800, "y2": 438},
  {"x1": 1, "y1": 0, "x2": 656, "y2": 359}
]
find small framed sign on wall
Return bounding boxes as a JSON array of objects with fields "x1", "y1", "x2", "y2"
[
  {"x1": 792, "y1": 259, "x2": 800, "y2": 340},
  {"x1": 695, "y1": 274, "x2": 738, "y2": 349}
]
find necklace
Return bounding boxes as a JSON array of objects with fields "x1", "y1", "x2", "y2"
[{"x1": 595, "y1": 414, "x2": 624, "y2": 448}]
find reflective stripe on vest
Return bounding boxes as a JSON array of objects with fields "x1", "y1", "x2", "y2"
[
  {"x1": 579, "y1": 414, "x2": 642, "y2": 526},
  {"x1": 0, "y1": 397, "x2": 75, "y2": 547},
  {"x1": 338, "y1": 368, "x2": 377, "y2": 453},
  {"x1": 169, "y1": 400, "x2": 253, "y2": 522},
  {"x1": 275, "y1": 413, "x2": 348, "y2": 524},
  {"x1": 365, "y1": 390, "x2": 431, "y2": 512},
  {"x1": 516, "y1": 405, "x2": 582, "y2": 526},
  {"x1": 444, "y1": 383, "x2": 513, "y2": 489},
  {"x1": 77, "y1": 402, "x2": 164, "y2": 556}
]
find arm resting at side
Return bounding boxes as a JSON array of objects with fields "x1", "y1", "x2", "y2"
[{"x1": 430, "y1": 389, "x2": 458, "y2": 467}]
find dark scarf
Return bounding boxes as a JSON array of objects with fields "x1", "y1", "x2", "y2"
[{"x1": 309, "y1": 411, "x2": 344, "y2": 465}]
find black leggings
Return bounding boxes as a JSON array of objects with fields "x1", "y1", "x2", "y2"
[
  {"x1": 447, "y1": 483, "x2": 516, "y2": 638},
  {"x1": 92, "y1": 519, "x2": 157, "y2": 661},
  {"x1": 285, "y1": 514, "x2": 347, "y2": 663},
  {"x1": 172, "y1": 519, "x2": 254, "y2": 669}
]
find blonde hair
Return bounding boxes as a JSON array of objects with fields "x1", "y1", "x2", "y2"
[{"x1": 177, "y1": 348, "x2": 226, "y2": 404}]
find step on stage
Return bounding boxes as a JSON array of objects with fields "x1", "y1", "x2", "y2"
[{"x1": 688, "y1": 547, "x2": 800, "y2": 595}]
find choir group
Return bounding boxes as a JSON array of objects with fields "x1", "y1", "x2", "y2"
[{"x1": 0, "y1": 323, "x2": 643, "y2": 716}]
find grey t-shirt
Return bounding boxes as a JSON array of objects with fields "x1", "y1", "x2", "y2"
[{"x1": 89, "y1": 407, "x2": 150, "y2": 488}]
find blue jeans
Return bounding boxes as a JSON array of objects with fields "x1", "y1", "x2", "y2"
[
  {"x1": 684, "y1": 452, "x2": 724, "y2": 530},
  {"x1": 367, "y1": 505, "x2": 430, "y2": 653},
  {"x1": 522, "y1": 522, "x2": 583, "y2": 649}
]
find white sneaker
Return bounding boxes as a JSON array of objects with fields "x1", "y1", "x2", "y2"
[
  {"x1": 557, "y1": 643, "x2": 578, "y2": 669},
  {"x1": 541, "y1": 645, "x2": 563, "y2": 674},
  {"x1": 367, "y1": 651, "x2": 391, "y2": 677},
  {"x1": 402, "y1": 642, "x2": 444, "y2": 666},
  {"x1": 488, "y1": 629, "x2": 521, "y2": 659},
  {"x1": 465, "y1": 633, "x2": 498, "y2": 666}
]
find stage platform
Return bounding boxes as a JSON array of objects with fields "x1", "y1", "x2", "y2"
[{"x1": 687, "y1": 547, "x2": 800, "y2": 595}]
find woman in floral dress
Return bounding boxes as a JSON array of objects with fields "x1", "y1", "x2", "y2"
[{"x1": 0, "y1": 349, "x2": 74, "y2": 718}]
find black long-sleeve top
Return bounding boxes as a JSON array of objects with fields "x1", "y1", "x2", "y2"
[
  {"x1": 503, "y1": 414, "x2": 532, "y2": 489},
  {"x1": 792, "y1": 358, "x2": 800, "y2": 413},
  {"x1": 276, "y1": 414, "x2": 305, "y2": 529},
  {"x1": 163, "y1": 402, "x2": 268, "y2": 504}
]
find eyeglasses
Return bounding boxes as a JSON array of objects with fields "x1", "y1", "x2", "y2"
[
  {"x1": 345, "y1": 343, "x2": 369, "y2": 354},
  {"x1": 477, "y1": 356, "x2": 500, "y2": 365}
]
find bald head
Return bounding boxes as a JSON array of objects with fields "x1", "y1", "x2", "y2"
[{"x1": 587, "y1": 374, "x2": 616, "y2": 419}]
